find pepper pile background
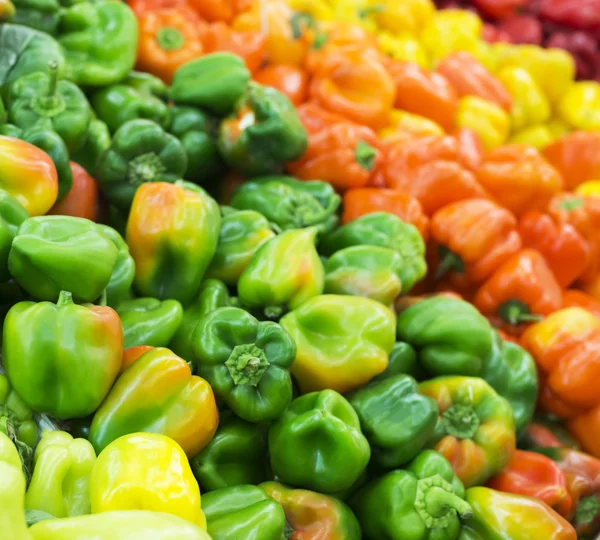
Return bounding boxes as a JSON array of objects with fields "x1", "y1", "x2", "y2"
[{"x1": 1, "y1": 0, "x2": 600, "y2": 538}]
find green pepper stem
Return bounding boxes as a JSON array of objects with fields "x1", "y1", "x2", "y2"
[
  {"x1": 355, "y1": 140, "x2": 377, "y2": 171},
  {"x1": 424, "y1": 487, "x2": 473, "y2": 519},
  {"x1": 128, "y1": 152, "x2": 166, "y2": 186},
  {"x1": 435, "y1": 246, "x2": 464, "y2": 280},
  {"x1": 415, "y1": 475, "x2": 473, "y2": 529},
  {"x1": 442, "y1": 403, "x2": 480, "y2": 440},
  {"x1": 225, "y1": 344, "x2": 270, "y2": 386},
  {"x1": 289, "y1": 12, "x2": 314, "y2": 39},
  {"x1": 559, "y1": 197, "x2": 585, "y2": 211},
  {"x1": 30, "y1": 61, "x2": 66, "y2": 118},
  {"x1": 264, "y1": 306, "x2": 285, "y2": 320},
  {"x1": 47, "y1": 61, "x2": 59, "y2": 98},
  {"x1": 156, "y1": 27, "x2": 185, "y2": 51},
  {"x1": 97, "y1": 289, "x2": 107, "y2": 307},
  {"x1": 57, "y1": 291, "x2": 74, "y2": 307},
  {"x1": 497, "y1": 299, "x2": 543, "y2": 325},
  {"x1": 575, "y1": 495, "x2": 600, "y2": 525}
]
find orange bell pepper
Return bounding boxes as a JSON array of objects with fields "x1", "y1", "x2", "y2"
[
  {"x1": 205, "y1": 22, "x2": 265, "y2": 74},
  {"x1": 387, "y1": 60, "x2": 458, "y2": 132},
  {"x1": 486, "y1": 450, "x2": 572, "y2": 517},
  {"x1": 437, "y1": 51, "x2": 512, "y2": 112},
  {"x1": 341, "y1": 188, "x2": 429, "y2": 240},
  {"x1": 568, "y1": 407, "x2": 600, "y2": 462},
  {"x1": 295, "y1": 102, "x2": 347, "y2": 133},
  {"x1": 135, "y1": 7, "x2": 207, "y2": 84},
  {"x1": 562, "y1": 290, "x2": 600, "y2": 318},
  {"x1": 430, "y1": 198, "x2": 522, "y2": 288},
  {"x1": 188, "y1": 0, "x2": 251, "y2": 23},
  {"x1": 254, "y1": 65, "x2": 308, "y2": 106},
  {"x1": 519, "y1": 211, "x2": 591, "y2": 288},
  {"x1": 454, "y1": 127, "x2": 485, "y2": 172},
  {"x1": 127, "y1": 0, "x2": 183, "y2": 16},
  {"x1": 476, "y1": 145, "x2": 563, "y2": 217},
  {"x1": 48, "y1": 162, "x2": 100, "y2": 221},
  {"x1": 309, "y1": 46, "x2": 396, "y2": 129},
  {"x1": 121, "y1": 345, "x2": 154, "y2": 373},
  {"x1": 544, "y1": 131, "x2": 600, "y2": 190},
  {"x1": 475, "y1": 249, "x2": 563, "y2": 327}
]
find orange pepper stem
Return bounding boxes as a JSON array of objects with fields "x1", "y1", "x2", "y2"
[
  {"x1": 576, "y1": 495, "x2": 600, "y2": 526},
  {"x1": 415, "y1": 475, "x2": 473, "y2": 528},
  {"x1": 498, "y1": 299, "x2": 544, "y2": 325},
  {"x1": 435, "y1": 246, "x2": 465, "y2": 280},
  {"x1": 355, "y1": 140, "x2": 377, "y2": 171},
  {"x1": 442, "y1": 404, "x2": 480, "y2": 439},
  {"x1": 156, "y1": 27, "x2": 185, "y2": 51},
  {"x1": 225, "y1": 344, "x2": 269, "y2": 386},
  {"x1": 57, "y1": 290, "x2": 74, "y2": 307}
]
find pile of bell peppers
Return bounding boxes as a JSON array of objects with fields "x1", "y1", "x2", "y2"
[{"x1": 2, "y1": 0, "x2": 600, "y2": 538}]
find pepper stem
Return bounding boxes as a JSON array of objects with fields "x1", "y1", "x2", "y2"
[
  {"x1": 289, "y1": 12, "x2": 314, "y2": 39},
  {"x1": 225, "y1": 344, "x2": 270, "y2": 386},
  {"x1": 497, "y1": 299, "x2": 543, "y2": 325},
  {"x1": 97, "y1": 289, "x2": 107, "y2": 307},
  {"x1": 128, "y1": 152, "x2": 166, "y2": 186},
  {"x1": 435, "y1": 246, "x2": 464, "y2": 280},
  {"x1": 47, "y1": 61, "x2": 59, "y2": 98},
  {"x1": 30, "y1": 61, "x2": 66, "y2": 118},
  {"x1": 57, "y1": 291, "x2": 74, "y2": 307},
  {"x1": 442, "y1": 403, "x2": 480, "y2": 440},
  {"x1": 559, "y1": 197, "x2": 585, "y2": 211},
  {"x1": 355, "y1": 140, "x2": 377, "y2": 171},
  {"x1": 156, "y1": 27, "x2": 185, "y2": 51},
  {"x1": 415, "y1": 475, "x2": 473, "y2": 529},
  {"x1": 0, "y1": 411, "x2": 33, "y2": 484},
  {"x1": 575, "y1": 495, "x2": 600, "y2": 525},
  {"x1": 264, "y1": 306, "x2": 285, "y2": 320}
]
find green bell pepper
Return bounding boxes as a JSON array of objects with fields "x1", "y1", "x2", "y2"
[
  {"x1": 219, "y1": 82, "x2": 308, "y2": 176},
  {"x1": 124, "y1": 71, "x2": 168, "y2": 97},
  {"x1": 71, "y1": 118, "x2": 111, "y2": 176},
  {"x1": 230, "y1": 175, "x2": 341, "y2": 233},
  {"x1": 371, "y1": 341, "x2": 426, "y2": 383},
  {"x1": 192, "y1": 306, "x2": 296, "y2": 423},
  {"x1": 320, "y1": 212, "x2": 427, "y2": 293},
  {"x1": 8, "y1": 216, "x2": 118, "y2": 302},
  {"x1": 237, "y1": 227, "x2": 324, "y2": 317},
  {"x1": 6, "y1": 60, "x2": 92, "y2": 152},
  {"x1": 397, "y1": 296, "x2": 494, "y2": 377},
  {"x1": 202, "y1": 485, "x2": 287, "y2": 540},
  {"x1": 191, "y1": 410, "x2": 269, "y2": 492},
  {"x1": 0, "y1": 281, "x2": 25, "y2": 340},
  {"x1": 169, "y1": 279, "x2": 231, "y2": 362},
  {"x1": 117, "y1": 297, "x2": 183, "y2": 349},
  {"x1": 0, "y1": 188, "x2": 28, "y2": 282},
  {"x1": 205, "y1": 207, "x2": 276, "y2": 287},
  {"x1": 10, "y1": 0, "x2": 60, "y2": 35},
  {"x1": 481, "y1": 330, "x2": 538, "y2": 433},
  {"x1": 347, "y1": 374, "x2": 439, "y2": 468},
  {"x1": 97, "y1": 225, "x2": 135, "y2": 308},
  {"x1": 324, "y1": 245, "x2": 404, "y2": 305},
  {"x1": 2, "y1": 290, "x2": 123, "y2": 419},
  {"x1": 0, "y1": 24, "x2": 64, "y2": 89},
  {"x1": 170, "y1": 53, "x2": 250, "y2": 117},
  {"x1": 168, "y1": 106, "x2": 225, "y2": 188},
  {"x1": 57, "y1": 0, "x2": 138, "y2": 87},
  {"x1": 350, "y1": 450, "x2": 473, "y2": 540},
  {"x1": 268, "y1": 389, "x2": 371, "y2": 493},
  {"x1": 96, "y1": 119, "x2": 188, "y2": 210}
]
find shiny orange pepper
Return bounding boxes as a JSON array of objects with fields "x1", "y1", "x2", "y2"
[
  {"x1": 431, "y1": 198, "x2": 522, "y2": 288},
  {"x1": 568, "y1": 407, "x2": 600, "y2": 462},
  {"x1": 48, "y1": 162, "x2": 100, "y2": 221},
  {"x1": 486, "y1": 450, "x2": 572, "y2": 517},
  {"x1": 341, "y1": 188, "x2": 429, "y2": 240},
  {"x1": 437, "y1": 51, "x2": 512, "y2": 112},
  {"x1": 475, "y1": 249, "x2": 563, "y2": 327},
  {"x1": 127, "y1": 0, "x2": 184, "y2": 17},
  {"x1": 188, "y1": 0, "x2": 251, "y2": 23},
  {"x1": 562, "y1": 290, "x2": 600, "y2": 318},
  {"x1": 454, "y1": 127, "x2": 485, "y2": 172},
  {"x1": 519, "y1": 211, "x2": 591, "y2": 288},
  {"x1": 475, "y1": 145, "x2": 563, "y2": 217},
  {"x1": 309, "y1": 46, "x2": 396, "y2": 130},
  {"x1": 205, "y1": 22, "x2": 265, "y2": 74},
  {"x1": 121, "y1": 345, "x2": 154, "y2": 373},
  {"x1": 0, "y1": 135, "x2": 58, "y2": 216},
  {"x1": 387, "y1": 60, "x2": 458, "y2": 131},
  {"x1": 254, "y1": 65, "x2": 308, "y2": 106},
  {"x1": 544, "y1": 131, "x2": 600, "y2": 190},
  {"x1": 295, "y1": 102, "x2": 347, "y2": 133}
]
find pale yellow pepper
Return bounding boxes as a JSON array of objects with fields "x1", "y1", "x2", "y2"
[
  {"x1": 455, "y1": 96, "x2": 510, "y2": 151},
  {"x1": 509, "y1": 124, "x2": 555, "y2": 149},
  {"x1": 558, "y1": 81, "x2": 600, "y2": 132},
  {"x1": 379, "y1": 109, "x2": 444, "y2": 142},
  {"x1": 575, "y1": 181, "x2": 600, "y2": 198},
  {"x1": 90, "y1": 432, "x2": 206, "y2": 528},
  {"x1": 497, "y1": 66, "x2": 551, "y2": 131},
  {"x1": 360, "y1": 0, "x2": 435, "y2": 35},
  {"x1": 287, "y1": 0, "x2": 335, "y2": 21},
  {"x1": 378, "y1": 32, "x2": 429, "y2": 67}
]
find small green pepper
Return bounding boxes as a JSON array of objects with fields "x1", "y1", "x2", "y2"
[
  {"x1": 10, "y1": 0, "x2": 60, "y2": 34},
  {"x1": 0, "y1": 188, "x2": 28, "y2": 282}
]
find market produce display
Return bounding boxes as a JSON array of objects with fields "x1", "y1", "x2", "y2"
[{"x1": 2, "y1": 0, "x2": 600, "y2": 538}]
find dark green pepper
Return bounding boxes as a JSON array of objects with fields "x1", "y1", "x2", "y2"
[
  {"x1": 371, "y1": 341, "x2": 426, "y2": 383},
  {"x1": 218, "y1": 83, "x2": 308, "y2": 176},
  {"x1": 230, "y1": 175, "x2": 340, "y2": 233},
  {"x1": 96, "y1": 225, "x2": 135, "y2": 308},
  {"x1": 71, "y1": 118, "x2": 111, "y2": 176},
  {"x1": 347, "y1": 374, "x2": 439, "y2": 468},
  {"x1": 0, "y1": 188, "x2": 28, "y2": 282},
  {"x1": 10, "y1": 0, "x2": 60, "y2": 34},
  {"x1": 190, "y1": 410, "x2": 269, "y2": 492},
  {"x1": 192, "y1": 306, "x2": 296, "y2": 423},
  {"x1": 116, "y1": 297, "x2": 183, "y2": 349},
  {"x1": 170, "y1": 53, "x2": 250, "y2": 116},
  {"x1": 123, "y1": 71, "x2": 168, "y2": 98},
  {"x1": 96, "y1": 119, "x2": 187, "y2": 210}
]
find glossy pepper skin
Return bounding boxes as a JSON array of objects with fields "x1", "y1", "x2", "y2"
[
  {"x1": 25, "y1": 430, "x2": 96, "y2": 518},
  {"x1": 170, "y1": 52, "x2": 250, "y2": 116},
  {"x1": 254, "y1": 64, "x2": 307, "y2": 106},
  {"x1": 351, "y1": 450, "x2": 472, "y2": 540},
  {"x1": 117, "y1": 298, "x2": 183, "y2": 349},
  {"x1": 544, "y1": 132, "x2": 600, "y2": 190},
  {"x1": 0, "y1": 135, "x2": 58, "y2": 216},
  {"x1": 281, "y1": 295, "x2": 395, "y2": 394},
  {"x1": 97, "y1": 225, "x2": 135, "y2": 308},
  {"x1": 10, "y1": 0, "x2": 59, "y2": 34},
  {"x1": 89, "y1": 347, "x2": 218, "y2": 458},
  {"x1": 96, "y1": 119, "x2": 187, "y2": 211},
  {"x1": 127, "y1": 181, "x2": 220, "y2": 304},
  {"x1": 8, "y1": 216, "x2": 118, "y2": 302},
  {"x1": 320, "y1": 212, "x2": 427, "y2": 294},
  {"x1": 397, "y1": 297, "x2": 493, "y2": 377},
  {"x1": 230, "y1": 175, "x2": 340, "y2": 234},
  {"x1": 462, "y1": 487, "x2": 576, "y2": 540},
  {"x1": 49, "y1": 161, "x2": 100, "y2": 222},
  {"x1": 71, "y1": 118, "x2": 111, "y2": 177},
  {"x1": 238, "y1": 227, "x2": 324, "y2": 316},
  {"x1": 348, "y1": 374, "x2": 438, "y2": 468},
  {"x1": 90, "y1": 432, "x2": 206, "y2": 528},
  {"x1": 192, "y1": 306, "x2": 296, "y2": 423},
  {"x1": 219, "y1": 82, "x2": 308, "y2": 176},
  {"x1": 419, "y1": 376, "x2": 516, "y2": 488},
  {"x1": 269, "y1": 390, "x2": 371, "y2": 494},
  {"x1": 2, "y1": 290, "x2": 122, "y2": 419},
  {"x1": 262, "y1": 481, "x2": 362, "y2": 540},
  {"x1": 190, "y1": 410, "x2": 268, "y2": 492},
  {"x1": 202, "y1": 485, "x2": 286, "y2": 539},
  {"x1": 0, "y1": 188, "x2": 28, "y2": 282},
  {"x1": 57, "y1": 0, "x2": 138, "y2": 87},
  {"x1": 6, "y1": 62, "x2": 92, "y2": 153},
  {"x1": 455, "y1": 96, "x2": 510, "y2": 151}
]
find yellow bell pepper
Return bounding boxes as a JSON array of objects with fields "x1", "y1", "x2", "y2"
[
  {"x1": 377, "y1": 31, "x2": 429, "y2": 67},
  {"x1": 558, "y1": 81, "x2": 600, "y2": 132},
  {"x1": 90, "y1": 432, "x2": 206, "y2": 528},
  {"x1": 455, "y1": 95, "x2": 510, "y2": 150},
  {"x1": 359, "y1": 0, "x2": 434, "y2": 35},
  {"x1": 379, "y1": 109, "x2": 444, "y2": 142},
  {"x1": 287, "y1": 0, "x2": 335, "y2": 21},
  {"x1": 547, "y1": 118, "x2": 571, "y2": 139},
  {"x1": 509, "y1": 124, "x2": 555, "y2": 149},
  {"x1": 26, "y1": 430, "x2": 96, "y2": 518},
  {"x1": 420, "y1": 9, "x2": 483, "y2": 66},
  {"x1": 575, "y1": 181, "x2": 600, "y2": 198},
  {"x1": 497, "y1": 66, "x2": 551, "y2": 131}
]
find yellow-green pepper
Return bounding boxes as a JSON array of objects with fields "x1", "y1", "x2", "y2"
[
  {"x1": 558, "y1": 81, "x2": 600, "y2": 132},
  {"x1": 455, "y1": 96, "x2": 510, "y2": 151}
]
